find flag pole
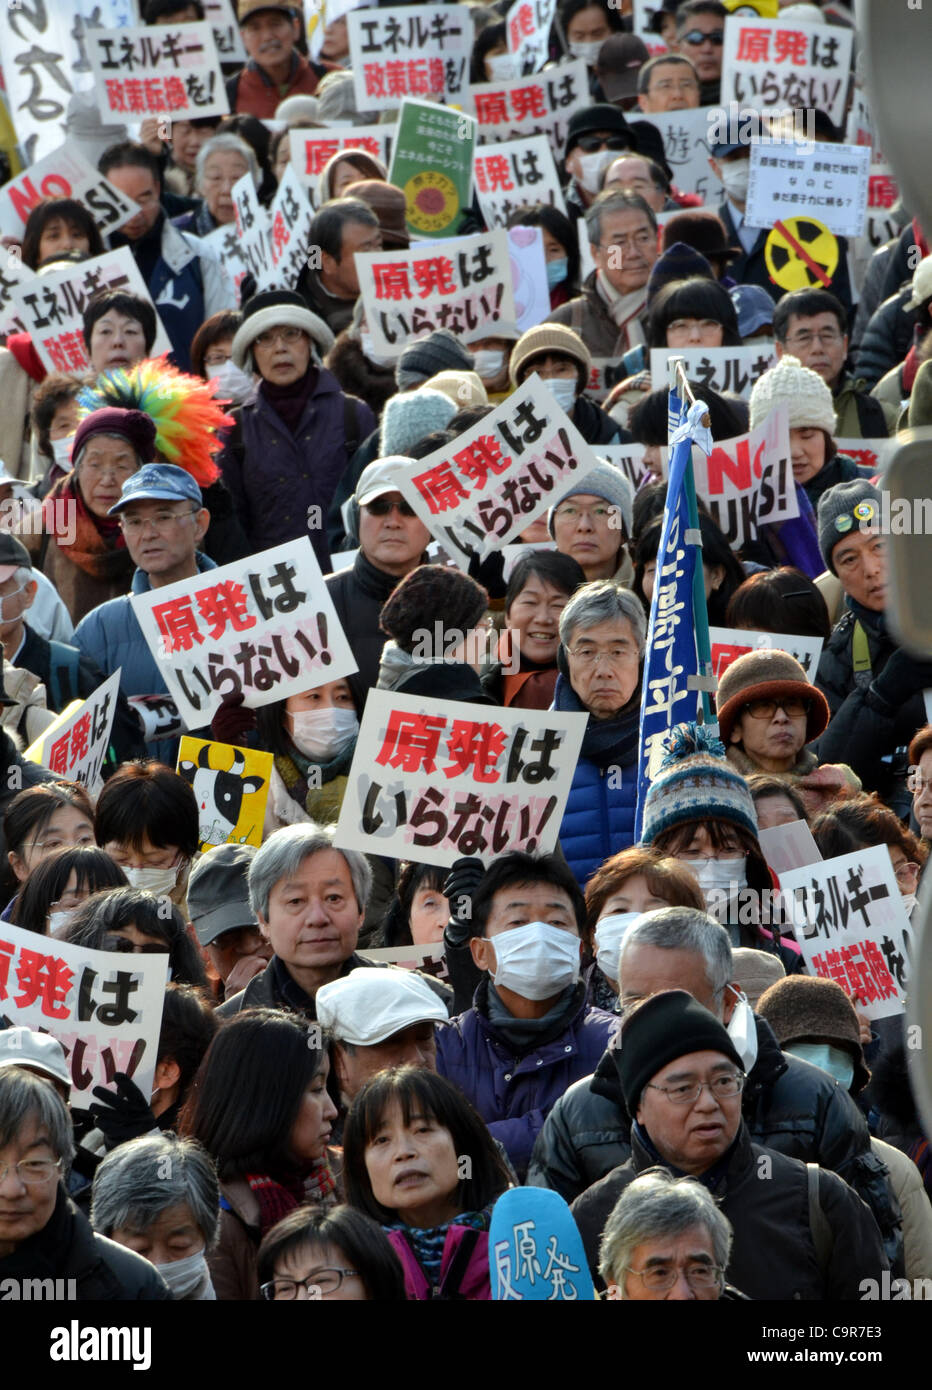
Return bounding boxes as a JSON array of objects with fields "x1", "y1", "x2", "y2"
[{"x1": 668, "y1": 358, "x2": 714, "y2": 724}]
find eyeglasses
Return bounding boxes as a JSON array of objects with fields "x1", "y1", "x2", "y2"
[
  {"x1": 783, "y1": 329, "x2": 845, "y2": 348},
  {"x1": 742, "y1": 697, "x2": 810, "y2": 720},
  {"x1": 597, "y1": 230, "x2": 655, "y2": 252},
  {"x1": 79, "y1": 458, "x2": 138, "y2": 478},
  {"x1": 681, "y1": 28, "x2": 724, "y2": 44},
  {"x1": 204, "y1": 353, "x2": 232, "y2": 369},
  {"x1": 554, "y1": 503, "x2": 617, "y2": 526},
  {"x1": 253, "y1": 326, "x2": 306, "y2": 349},
  {"x1": 577, "y1": 134, "x2": 632, "y2": 153},
  {"x1": 652, "y1": 78, "x2": 699, "y2": 92},
  {"x1": 23, "y1": 834, "x2": 95, "y2": 852},
  {"x1": 260, "y1": 1268, "x2": 359, "y2": 1300},
  {"x1": 667, "y1": 319, "x2": 723, "y2": 335},
  {"x1": 202, "y1": 172, "x2": 247, "y2": 189},
  {"x1": 623, "y1": 1260, "x2": 724, "y2": 1293},
  {"x1": 908, "y1": 770, "x2": 932, "y2": 794},
  {"x1": 0, "y1": 1157, "x2": 61, "y2": 1186},
  {"x1": 568, "y1": 644, "x2": 635, "y2": 667},
  {"x1": 645, "y1": 1073, "x2": 745, "y2": 1105},
  {"x1": 364, "y1": 496, "x2": 417, "y2": 517},
  {"x1": 119, "y1": 509, "x2": 199, "y2": 535},
  {"x1": 893, "y1": 861, "x2": 920, "y2": 884}
]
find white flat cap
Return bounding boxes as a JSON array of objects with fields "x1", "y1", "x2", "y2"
[{"x1": 316, "y1": 967, "x2": 448, "y2": 1045}]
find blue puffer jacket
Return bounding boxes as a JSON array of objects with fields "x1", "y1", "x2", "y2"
[
  {"x1": 436, "y1": 978, "x2": 617, "y2": 1180},
  {"x1": 553, "y1": 673, "x2": 640, "y2": 887}
]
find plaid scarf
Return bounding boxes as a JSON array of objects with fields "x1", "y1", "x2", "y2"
[
  {"x1": 245, "y1": 1159, "x2": 337, "y2": 1237},
  {"x1": 274, "y1": 738, "x2": 354, "y2": 814}
]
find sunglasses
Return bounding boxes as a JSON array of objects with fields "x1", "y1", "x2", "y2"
[
  {"x1": 364, "y1": 496, "x2": 417, "y2": 517},
  {"x1": 576, "y1": 134, "x2": 632, "y2": 153},
  {"x1": 681, "y1": 28, "x2": 724, "y2": 44}
]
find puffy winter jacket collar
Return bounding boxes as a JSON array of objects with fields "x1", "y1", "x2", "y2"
[
  {"x1": 474, "y1": 975, "x2": 591, "y2": 1055},
  {"x1": 553, "y1": 671, "x2": 641, "y2": 769},
  {"x1": 631, "y1": 1117, "x2": 752, "y2": 1195}
]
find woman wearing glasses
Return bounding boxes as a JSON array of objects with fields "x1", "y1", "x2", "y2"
[{"x1": 257, "y1": 1205, "x2": 407, "y2": 1302}]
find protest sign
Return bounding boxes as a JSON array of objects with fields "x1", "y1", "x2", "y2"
[
  {"x1": 0, "y1": 922, "x2": 168, "y2": 1104},
  {"x1": 394, "y1": 374, "x2": 601, "y2": 564},
  {"x1": 131, "y1": 538, "x2": 358, "y2": 730},
  {"x1": 508, "y1": 226, "x2": 549, "y2": 333},
  {"x1": 389, "y1": 100, "x2": 477, "y2": 239},
  {"x1": 636, "y1": 107, "x2": 724, "y2": 205},
  {"x1": 649, "y1": 345, "x2": 776, "y2": 400},
  {"x1": 232, "y1": 173, "x2": 273, "y2": 289},
  {"x1": 690, "y1": 406, "x2": 797, "y2": 548},
  {"x1": 308, "y1": 0, "x2": 371, "y2": 60},
  {"x1": 0, "y1": 0, "x2": 136, "y2": 162},
  {"x1": 506, "y1": 0, "x2": 558, "y2": 77},
  {"x1": 833, "y1": 437, "x2": 897, "y2": 477},
  {"x1": 200, "y1": 223, "x2": 250, "y2": 300},
  {"x1": 127, "y1": 694, "x2": 184, "y2": 745},
  {"x1": 862, "y1": 164, "x2": 900, "y2": 252},
  {"x1": 467, "y1": 61, "x2": 590, "y2": 164},
  {"x1": 290, "y1": 125, "x2": 397, "y2": 205},
  {"x1": 24, "y1": 670, "x2": 122, "y2": 797},
  {"x1": 266, "y1": 167, "x2": 316, "y2": 290},
  {"x1": 88, "y1": 20, "x2": 230, "y2": 123},
  {"x1": 720, "y1": 15, "x2": 854, "y2": 129},
  {"x1": 177, "y1": 737, "x2": 274, "y2": 852},
  {"x1": 335, "y1": 690, "x2": 587, "y2": 868},
  {"x1": 490, "y1": 1187, "x2": 597, "y2": 1301},
  {"x1": 355, "y1": 229, "x2": 519, "y2": 360},
  {"x1": 348, "y1": 5, "x2": 471, "y2": 111},
  {"x1": 0, "y1": 246, "x2": 34, "y2": 338},
  {"x1": 746, "y1": 140, "x2": 870, "y2": 238},
  {"x1": 598, "y1": 444, "x2": 654, "y2": 493},
  {"x1": 845, "y1": 84, "x2": 880, "y2": 155},
  {"x1": 501, "y1": 541, "x2": 557, "y2": 580},
  {"x1": 779, "y1": 845, "x2": 910, "y2": 1022},
  {"x1": 632, "y1": 0, "x2": 672, "y2": 55},
  {"x1": 709, "y1": 626, "x2": 823, "y2": 683},
  {"x1": 203, "y1": 0, "x2": 247, "y2": 64},
  {"x1": 11, "y1": 246, "x2": 172, "y2": 376},
  {"x1": 0, "y1": 139, "x2": 140, "y2": 240},
  {"x1": 364, "y1": 942, "x2": 451, "y2": 987},
  {"x1": 473, "y1": 135, "x2": 566, "y2": 229},
  {"x1": 758, "y1": 820, "x2": 822, "y2": 876}
]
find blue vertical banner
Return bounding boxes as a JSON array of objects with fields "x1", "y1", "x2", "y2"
[{"x1": 633, "y1": 383, "x2": 714, "y2": 841}]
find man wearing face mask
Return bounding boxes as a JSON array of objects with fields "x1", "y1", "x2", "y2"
[
  {"x1": 509, "y1": 324, "x2": 629, "y2": 445},
  {"x1": 561, "y1": 106, "x2": 638, "y2": 221},
  {"x1": 435, "y1": 852, "x2": 617, "y2": 1181},
  {"x1": 527, "y1": 906, "x2": 905, "y2": 1271}
]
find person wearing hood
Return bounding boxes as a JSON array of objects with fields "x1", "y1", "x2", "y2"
[
  {"x1": 435, "y1": 851, "x2": 617, "y2": 1181},
  {"x1": 376, "y1": 564, "x2": 494, "y2": 707},
  {"x1": 555, "y1": 581, "x2": 644, "y2": 886},
  {"x1": 510, "y1": 323, "x2": 629, "y2": 447}
]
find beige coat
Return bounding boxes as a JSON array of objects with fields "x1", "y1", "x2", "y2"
[
  {"x1": 871, "y1": 1137, "x2": 932, "y2": 1282},
  {"x1": 0, "y1": 348, "x2": 36, "y2": 481}
]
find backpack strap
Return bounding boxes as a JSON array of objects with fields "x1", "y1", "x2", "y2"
[
  {"x1": 852, "y1": 619, "x2": 872, "y2": 675},
  {"x1": 343, "y1": 395, "x2": 360, "y2": 459},
  {"x1": 806, "y1": 1162, "x2": 835, "y2": 1274},
  {"x1": 46, "y1": 640, "x2": 80, "y2": 713}
]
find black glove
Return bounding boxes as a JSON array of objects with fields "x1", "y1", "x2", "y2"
[
  {"x1": 89, "y1": 1072, "x2": 157, "y2": 1150},
  {"x1": 872, "y1": 648, "x2": 932, "y2": 705},
  {"x1": 467, "y1": 548, "x2": 506, "y2": 600},
  {"x1": 442, "y1": 856, "x2": 486, "y2": 948},
  {"x1": 211, "y1": 691, "x2": 257, "y2": 746}
]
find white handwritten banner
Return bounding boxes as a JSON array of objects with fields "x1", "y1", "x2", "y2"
[
  {"x1": 708, "y1": 626, "x2": 822, "y2": 683},
  {"x1": 689, "y1": 404, "x2": 797, "y2": 548},
  {"x1": 833, "y1": 437, "x2": 898, "y2": 477},
  {"x1": 266, "y1": 166, "x2": 315, "y2": 290},
  {"x1": 0, "y1": 139, "x2": 140, "y2": 240},
  {"x1": 289, "y1": 125, "x2": 397, "y2": 205},
  {"x1": 88, "y1": 20, "x2": 230, "y2": 123},
  {"x1": 746, "y1": 139, "x2": 869, "y2": 238},
  {"x1": 348, "y1": 5, "x2": 471, "y2": 111},
  {"x1": 650, "y1": 344, "x2": 776, "y2": 400},
  {"x1": 26, "y1": 670, "x2": 122, "y2": 797},
  {"x1": 131, "y1": 538, "x2": 357, "y2": 730},
  {"x1": 506, "y1": 0, "x2": 557, "y2": 76},
  {"x1": 203, "y1": 0, "x2": 247, "y2": 64},
  {"x1": 636, "y1": 106, "x2": 724, "y2": 205},
  {"x1": 336, "y1": 690, "x2": 587, "y2": 868},
  {"x1": 720, "y1": 14, "x2": 854, "y2": 129},
  {"x1": 598, "y1": 443, "x2": 653, "y2": 492},
  {"x1": 0, "y1": 246, "x2": 35, "y2": 338},
  {"x1": 200, "y1": 223, "x2": 249, "y2": 300},
  {"x1": 473, "y1": 135, "x2": 566, "y2": 229},
  {"x1": 466, "y1": 60, "x2": 590, "y2": 163},
  {"x1": 0, "y1": 922, "x2": 168, "y2": 1104},
  {"x1": 232, "y1": 172, "x2": 273, "y2": 287}
]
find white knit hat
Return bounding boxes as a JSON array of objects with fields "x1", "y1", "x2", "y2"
[{"x1": 748, "y1": 354, "x2": 837, "y2": 434}]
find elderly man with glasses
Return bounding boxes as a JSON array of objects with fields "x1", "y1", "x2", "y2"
[{"x1": 572, "y1": 989, "x2": 888, "y2": 1299}]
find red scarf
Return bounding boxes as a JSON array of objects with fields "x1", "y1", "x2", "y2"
[
  {"x1": 42, "y1": 472, "x2": 133, "y2": 582},
  {"x1": 245, "y1": 1159, "x2": 336, "y2": 1237}
]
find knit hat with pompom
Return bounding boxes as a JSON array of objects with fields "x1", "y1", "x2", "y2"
[{"x1": 640, "y1": 721, "x2": 759, "y2": 846}]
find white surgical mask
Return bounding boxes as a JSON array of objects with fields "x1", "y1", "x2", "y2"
[
  {"x1": 51, "y1": 436, "x2": 74, "y2": 467},
  {"x1": 473, "y1": 349, "x2": 505, "y2": 381},
  {"x1": 719, "y1": 161, "x2": 750, "y2": 204},
  {"x1": 154, "y1": 1248, "x2": 212, "y2": 1300},
  {"x1": 289, "y1": 706, "x2": 359, "y2": 762},
  {"x1": 725, "y1": 986, "x2": 758, "y2": 1073},
  {"x1": 210, "y1": 357, "x2": 255, "y2": 405},
  {"x1": 490, "y1": 922, "x2": 580, "y2": 1001},
  {"x1": 546, "y1": 377, "x2": 578, "y2": 413},
  {"x1": 360, "y1": 331, "x2": 397, "y2": 368},
  {"x1": 569, "y1": 39, "x2": 604, "y2": 65},
  {"x1": 123, "y1": 863, "x2": 181, "y2": 895},
  {"x1": 682, "y1": 856, "x2": 747, "y2": 904},
  {"x1": 486, "y1": 53, "x2": 517, "y2": 81},
  {"x1": 594, "y1": 911, "x2": 641, "y2": 985},
  {"x1": 0, "y1": 580, "x2": 28, "y2": 620},
  {"x1": 575, "y1": 148, "x2": 617, "y2": 195},
  {"x1": 48, "y1": 907, "x2": 78, "y2": 937},
  {"x1": 785, "y1": 1042, "x2": 855, "y2": 1092}
]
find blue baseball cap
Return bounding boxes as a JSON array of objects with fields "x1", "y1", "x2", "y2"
[
  {"x1": 108, "y1": 463, "x2": 203, "y2": 515},
  {"x1": 731, "y1": 284, "x2": 776, "y2": 337}
]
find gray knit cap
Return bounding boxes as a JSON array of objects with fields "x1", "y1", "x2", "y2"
[
  {"x1": 547, "y1": 460, "x2": 635, "y2": 539},
  {"x1": 395, "y1": 330, "x2": 475, "y2": 390},
  {"x1": 816, "y1": 478, "x2": 882, "y2": 575}
]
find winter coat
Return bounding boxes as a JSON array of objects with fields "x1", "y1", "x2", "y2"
[
  {"x1": 528, "y1": 1013, "x2": 903, "y2": 1266},
  {"x1": 435, "y1": 978, "x2": 618, "y2": 1179},
  {"x1": 572, "y1": 1122, "x2": 888, "y2": 1300},
  {"x1": 718, "y1": 202, "x2": 853, "y2": 319},
  {"x1": 851, "y1": 236, "x2": 898, "y2": 354},
  {"x1": 0, "y1": 660, "x2": 56, "y2": 747},
  {"x1": 877, "y1": 219, "x2": 929, "y2": 304},
  {"x1": 547, "y1": 270, "x2": 648, "y2": 358},
  {"x1": 378, "y1": 656, "x2": 497, "y2": 706},
  {"x1": 216, "y1": 950, "x2": 453, "y2": 1020},
  {"x1": 226, "y1": 53, "x2": 322, "y2": 120},
  {"x1": 217, "y1": 373, "x2": 374, "y2": 572},
  {"x1": 803, "y1": 453, "x2": 874, "y2": 511},
  {"x1": 386, "y1": 1223, "x2": 492, "y2": 1300},
  {"x1": 832, "y1": 374, "x2": 890, "y2": 439},
  {"x1": 855, "y1": 288, "x2": 918, "y2": 390},
  {"x1": 294, "y1": 264, "x2": 358, "y2": 339},
  {"x1": 871, "y1": 1136, "x2": 932, "y2": 1282},
  {"x1": 871, "y1": 361, "x2": 907, "y2": 433},
  {"x1": 325, "y1": 330, "x2": 398, "y2": 420},
  {"x1": 553, "y1": 672, "x2": 639, "y2": 887},
  {"x1": 570, "y1": 393, "x2": 630, "y2": 446},
  {"x1": 326, "y1": 431, "x2": 380, "y2": 553},
  {"x1": 211, "y1": 1179, "x2": 262, "y2": 1301},
  {"x1": 324, "y1": 549, "x2": 412, "y2": 707}
]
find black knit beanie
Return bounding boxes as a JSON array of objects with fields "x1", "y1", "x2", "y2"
[{"x1": 617, "y1": 989, "x2": 743, "y2": 1112}]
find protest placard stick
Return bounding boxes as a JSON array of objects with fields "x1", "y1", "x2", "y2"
[{"x1": 670, "y1": 357, "x2": 714, "y2": 725}]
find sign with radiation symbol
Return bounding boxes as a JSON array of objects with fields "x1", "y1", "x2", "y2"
[
  {"x1": 404, "y1": 171, "x2": 460, "y2": 234},
  {"x1": 722, "y1": 0, "x2": 779, "y2": 15},
  {"x1": 765, "y1": 216, "x2": 840, "y2": 293}
]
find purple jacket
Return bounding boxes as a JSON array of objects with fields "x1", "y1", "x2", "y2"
[
  {"x1": 436, "y1": 980, "x2": 618, "y2": 1180},
  {"x1": 217, "y1": 370, "x2": 374, "y2": 572},
  {"x1": 386, "y1": 1225, "x2": 491, "y2": 1300}
]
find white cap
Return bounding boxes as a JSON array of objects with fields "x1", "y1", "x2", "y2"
[
  {"x1": 0, "y1": 1026, "x2": 71, "y2": 1093},
  {"x1": 355, "y1": 456, "x2": 415, "y2": 507},
  {"x1": 316, "y1": 967, "x2": 448, "y2": 1045}
]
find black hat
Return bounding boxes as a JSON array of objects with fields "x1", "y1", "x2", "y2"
[
  {"x1": 379, "y1": 564, "x2": 488, "y2": 655},
  {"x1": 595, "y1": 34, "x2": 650, "y2": 103},
  {"x1": 0, "y1": 533, "x2": 32, "y2": 581},
  {"x1": 564, "y1": 105, "x2": 636, "y2": 159},
  {"x1": 616, "y1": 989, "x2": 743, "y2": 1112}
]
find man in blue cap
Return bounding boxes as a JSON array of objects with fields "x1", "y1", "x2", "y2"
[{"x1": 73, "y1": 464, "x2": 213, "y2": 764}]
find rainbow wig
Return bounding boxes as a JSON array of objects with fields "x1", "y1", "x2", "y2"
[{"x1": 77, "y1": 355, "x2": 233, "y2": 487}]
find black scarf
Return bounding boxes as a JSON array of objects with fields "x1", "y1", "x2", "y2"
[
  {"x1": 0, "y1": 1183, "x2": 74, "y2": 1280},
  {"x1": 260, "y1": 361, "x2": 320, "y2": 436},
  {"x1": 552, "y1": 671, "x2": 641, "y2": 769}
]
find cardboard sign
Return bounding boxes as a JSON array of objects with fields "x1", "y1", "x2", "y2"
[
  {"x1": 508, "y1": 225, "x2": 550, "y2": 333},
  {"x1": 266, "y1": 166, "x2": 316, "y2": 290},
  {"x1": 467, "y1": 61, "x2": 590, "y2": 163},
  {"x1": 10, "y1": 245, "x2": 172, "y2": 376},
  {"x1": 131, "y1": 538, "x2": 358, "y2": 730},
  {"x1": 490, "y1": 1187, "x2": 596, "y2": 1301},
  {"x1": 348, "y1": 5, "x2": 471, "y2": 111},
  {"x1": 307, "y1": 0, "x2": 371, "y2": 60},
  {"x1": 0, "y1": 246, "x2": 34, "y2": 338},
  {"x1": 232, "y1": 173, "x2": 273, "y2": 288},
  {"x1": 598, "y1": 444, "x2": 654, "y2": 493},
  {"x1": 473, "y1": 135, "x2": 566, "y2": 229},
  {"x1": 501, "y1": 540, "x2": 557, "y2": 579},
  {"x1": 200, "y1": 223, "x2": 250, "y2": 300},
  {"x1": 506, "y1": 0, "x2": 558, "y2": 77},
  {"x1": 746, "y1": 139, "x2": 870, "y2": 238},
  {"x1": 758, "y1": 820, "x2": 822, "y2": 876},
  {"x1": 127, "y1": 694, "x2": 183, "y2": 745},
  {"x1": 720, "y1": 15, "x2": 854, "y2": 129},
  {"x1": 88, "y1": 20, "x2": 230, "y2": 123},
  {"x1": 0, "y1": 140, "x2": 140, "y2": 240},
  {"x1": 834, "y1": 437, "x2": 898, "y2": 478},
  {"x1": 355, "y1": 228, "x2": 519, "y2": 360},
  {"x1": 389, "y1": 99, "x2": 477, "y2": 240},
  {"x1": 25, "y1": 670, "x2": 121, "y2": 796},
  {"x1": 335, "y1": 690, "x2": 587, "y2": 869},
  {"x1": 690, "y1": 405, "x2": 798, "y2": 547},
  {"x1": 363, "y1": 942, "x2": 451, "y2": 986},
  {"x1": 177, "y1": 737, "x2": 274, "y2": 851},
  {"x1": 203, "y1": 0, "x2": 247, "y2": 64},
  {"x1": 394, "y1": 374, "x2": 601, "y2": 564},
  {"x1": 708, "y1": 626, "x2": 823, "y2": 683},
  {"x1": 778, "y1": 845, "x2": 910, "y2": 1022},
  {"x1": 636, "y1": 107, "x2": 725, "y2": 205},
  {"x1": 289, "y1": 125, "x2": 397, "y2": 205},
  {"x1": 0, "y1": 922, "x2": 168, "y2": 1104},
  {"x1": 649, "y1": 345, "x2": 776, "y2": 400}
]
